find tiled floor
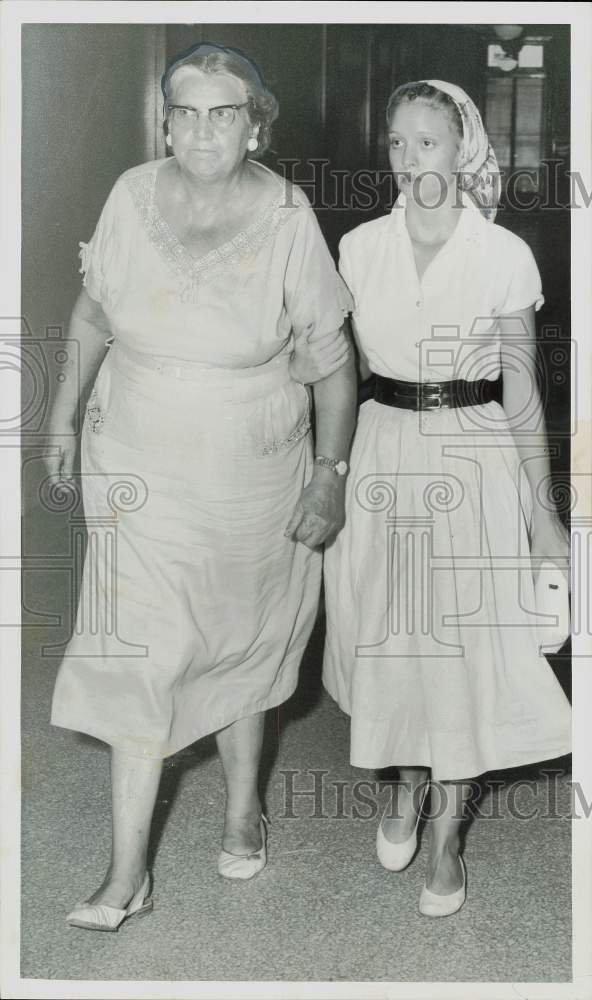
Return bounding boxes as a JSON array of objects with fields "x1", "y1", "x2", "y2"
[{"x1": 21, "y1": 584, "x2": 572, "y2": 983}]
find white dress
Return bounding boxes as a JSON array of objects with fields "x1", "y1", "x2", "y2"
[
  {"x1": 51, "y1": 158, "x2": 351, "y2": 759},
  {"x1": 322, "y1": 193, "x2": 571, "y2": 781}
]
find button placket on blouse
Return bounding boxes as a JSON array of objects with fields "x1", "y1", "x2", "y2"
[
  {"x1": 401, "y1": 225, "x2": 426, "y2": 313},
  {"x1": 414, "y1": 282, "x2": 431, "y2": 347},
  {"x1": 404, "y1": 244, "x2": 423, "y2": 313},
  {"x1": 388, "y1": 229, "x2": 420, "y2": 351},
  {"x1": 414, "y1": 295, "x2": 423, "y2": 347}
]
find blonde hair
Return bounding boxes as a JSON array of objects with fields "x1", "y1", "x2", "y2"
[{"x1": 387, "y1": 81, "x2": 463, "y2": 145}]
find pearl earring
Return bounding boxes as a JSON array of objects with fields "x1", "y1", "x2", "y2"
[
  {"x1": 247, "y1": 136, "x2": 259, "y2": 152},
  {"x1": 165, "y1": 134, "x2": 173, "y2": 148}
]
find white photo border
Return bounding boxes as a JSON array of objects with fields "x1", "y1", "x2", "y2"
[{"x1": 1, "y1": 2, "x2": 591, "y2": 998}]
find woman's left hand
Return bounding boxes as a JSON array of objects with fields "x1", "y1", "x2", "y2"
[
  {"x1": 285, "y1": 471, "x2": 346, "y2": 549},
  {"x1": 530, "y1": 514, "x2": 570, "y2": 588}
]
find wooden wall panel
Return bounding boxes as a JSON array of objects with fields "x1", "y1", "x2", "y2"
[
  {"x1": 163, "y1": 23, "x2": 567, "y2": 254},
  {"x1": 165, "y1": 25, "x2": 326, "y2": 166},
  {"x1": 22, "y1": 23, "x2": 164, "y2": 342}
]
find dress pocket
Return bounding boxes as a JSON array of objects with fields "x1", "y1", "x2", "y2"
[{"x1": 247, "y1": 380, "x2": 311, "y2": 458}]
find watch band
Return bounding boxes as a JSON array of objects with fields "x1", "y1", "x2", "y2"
[{"x1": 315, "y1": 455, "x2": 349, "y2": 476}]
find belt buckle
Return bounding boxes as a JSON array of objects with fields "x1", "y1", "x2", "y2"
[{"x1": 422, "y1": 385, "x2": 442, "y2": 410}]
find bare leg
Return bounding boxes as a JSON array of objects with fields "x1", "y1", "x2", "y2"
[
  {"x1": 215, "y1": 711, "x2": 265, "y2": 854},
  {"x1": 425, "y1": 779, "x2": 472, "y2": 894},
  {"x1": 84, "y1": 749, "x2": 162, "y2": 908},
  {"x1": 381, "y1": 765, "x2": 429, "y2": 843}
]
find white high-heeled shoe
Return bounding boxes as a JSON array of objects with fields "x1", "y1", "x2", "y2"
[
  {"x1": 217, "y1": 815, "x2": 268, "y2": 880},
  {"x1": 419, "y1": 855, "x2": 466, "y2": 917},
  {"x1": 376, "y1": 782, "x2": 429, "y2": 872},
  {"x1": 66, "y1": 872, "x2": 153, "y2": 931}
]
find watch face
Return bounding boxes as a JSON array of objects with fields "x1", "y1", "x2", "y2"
[{"x1": 335, "y1": 461, "x2": 348, "y2": 476}]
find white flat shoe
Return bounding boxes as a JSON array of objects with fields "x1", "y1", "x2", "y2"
[
  {"x1": 376, "y1": 782, "x2": 429, "y2": 872},
  {"x1": 218, "y1": 815, "x2": 268, "y2": 880},
  {"x1": 419, "y1": 856, "x2": 466, "y2": 917},
  {"x1": 66, "y1": 872, "x2": 153, "y2": 931}
]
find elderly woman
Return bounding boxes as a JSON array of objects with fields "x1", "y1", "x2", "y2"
[{"x1": 47, "y1": 42, "x2": 356, "y2": 930}]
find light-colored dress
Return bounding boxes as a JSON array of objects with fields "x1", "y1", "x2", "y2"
[
  {"x1": 51, "y1": 158, "x2": 350, "y2": 759},
  {"x1": 323, "y1": 193, "x2": 571, "y2": 781}
]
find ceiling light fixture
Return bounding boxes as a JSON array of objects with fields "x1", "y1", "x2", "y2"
[{"x1": 493, "y1": 25, "x2": 523, "y2": 42}]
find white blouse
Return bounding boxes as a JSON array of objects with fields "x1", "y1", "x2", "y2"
[{"x1": 339, "y1": 192, "x2": 544, "y2": 384}]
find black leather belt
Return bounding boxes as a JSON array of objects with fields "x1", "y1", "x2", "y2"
[{"x1": 374, "y1": 376, "x2": 499, "y2": 411}]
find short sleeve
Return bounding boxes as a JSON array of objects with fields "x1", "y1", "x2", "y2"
[
  {"x1": 337, "y1": 234, "x2": 355, "y2": 303},
  {"x1": 283, "y1": 190, "x2": 353, "y2": 339},
  {"x1": 78, "y1": 179, "x2": 126, "y2": 306},
  {"x1": 496, "y1": 233, "x2": 545, "y2": 316}
]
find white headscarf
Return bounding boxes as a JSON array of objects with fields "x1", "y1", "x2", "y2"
[{"x1": 422, "y1": 79, "x2": 501, "y2": 222}]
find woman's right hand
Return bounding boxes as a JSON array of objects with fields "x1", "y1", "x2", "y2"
[
  {"x1": 289, "y1": 323, "x2": 350, "y2": 385},
  {"x1": 285, "y1": 467, "x2": 346, "y2": 549},
  {"x1": 43, "y1": 419, "x2": 77, "y2": 483}
]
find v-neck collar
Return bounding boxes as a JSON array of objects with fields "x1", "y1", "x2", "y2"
[
  {"x1": 388, "y1": 190, "x2": 485, "y2": 290},
  {"x1": 125, "y1": 159, "x2": 295, "y2": 289},
  {"x1": 151, "y1": 158, "x2": 285, "y2": 271}
]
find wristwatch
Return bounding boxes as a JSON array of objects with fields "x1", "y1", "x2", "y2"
[{"x1": 315, "y1": 455, "x2": 349, "y2": 477}]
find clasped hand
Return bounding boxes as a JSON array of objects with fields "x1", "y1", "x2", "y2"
[
  {"x1": 285, "y1": 473, "x2": 346, "y2": 549},
  {"x1": 289, "y1": 323, "x2": 350, "y2": 384}
]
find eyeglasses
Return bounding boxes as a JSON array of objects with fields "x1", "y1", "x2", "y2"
[{"x1": 166, "y1": 102, "x2": 249, "y2": 129}]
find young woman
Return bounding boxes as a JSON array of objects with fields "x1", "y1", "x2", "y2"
[{"x1": 322, "y1": 80, "x2": 571, "y2": 917}]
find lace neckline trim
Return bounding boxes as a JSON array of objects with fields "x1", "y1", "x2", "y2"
[{"x1": 125, "y1": 161, "x2": 296, "y2": 288}]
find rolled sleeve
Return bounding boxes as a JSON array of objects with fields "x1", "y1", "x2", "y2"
[{"x1": 284, "y1": 190, "x2": 353, "y2": 341}]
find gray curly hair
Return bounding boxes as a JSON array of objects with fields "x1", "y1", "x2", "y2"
[{"x1": 161, "y1": 42, "x2": 279, "y2": 157}]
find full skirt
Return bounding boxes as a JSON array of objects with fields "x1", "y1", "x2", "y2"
[{"x1": 322, "y1": 399, "x2": 571, "y2": 780}]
